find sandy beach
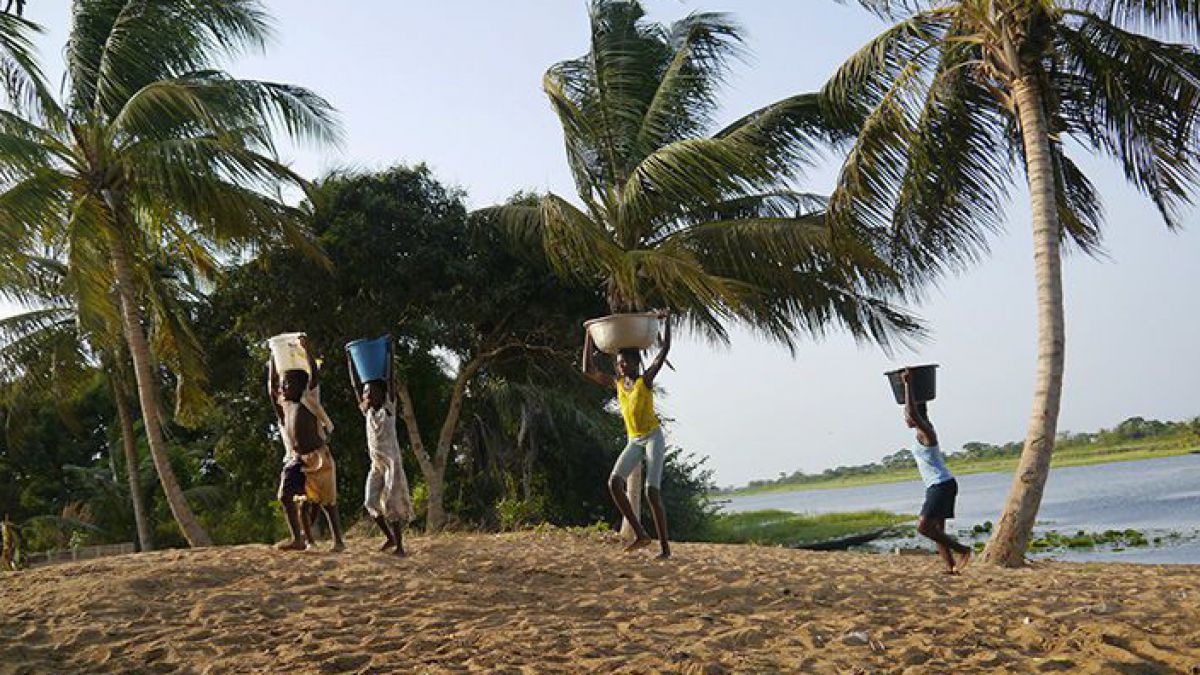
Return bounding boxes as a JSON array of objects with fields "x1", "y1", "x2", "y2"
[{"x1": 2, "y1": 531, "x2": 1199, "y2": 673}]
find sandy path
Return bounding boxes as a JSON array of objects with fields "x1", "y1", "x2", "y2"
[{"x1": 2, "y1": 531, "x2": 1199, "y2": 673}]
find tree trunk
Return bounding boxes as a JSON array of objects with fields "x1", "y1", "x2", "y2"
[
  {"x1": 425, "y1": 470, "x2": 447, "y2": 532},
  {"x1": 113, "y1": 382, "x2": 153, "y2": 551},
  {"x1": 109, "y1": 233, "x2": 212, "y2": 547},
  {"x1": 396, "y1": 380, "x2": 449, "y2": 533},
  {"x1": 981, "y1": 78, "x2": 1065, "y2": 567}
]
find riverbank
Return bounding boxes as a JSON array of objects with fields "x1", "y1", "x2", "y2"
[
  {"x1": 720, "y1": 437, "x2": 1198, "y2": 497},
  {"x1": 3, "y1": 531, "x2": 1200, "y2": 672}
]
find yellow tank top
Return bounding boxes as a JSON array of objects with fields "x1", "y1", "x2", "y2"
[{"x1": 616, "y1": 377, "x2": 659, "y2": 438}]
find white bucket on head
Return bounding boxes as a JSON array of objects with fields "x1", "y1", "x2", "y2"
[
  {"x1": 584, "y1": 313, "x2": 660, "y2": 355},
  {"x1": 268, "y1": 332, "x2": 309, "y2": 373}
]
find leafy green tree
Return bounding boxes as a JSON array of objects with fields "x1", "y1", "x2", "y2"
[
  {"x1": 0, "y1": 248, "x2": 218, "y2": 550},
  {"x1": 0, "y1": 0, "x2": 340, "y2": 546},
  {"x1": 197, "y1": 166, "x2": 611, "y2": 533},
  {"x1": 828, "y1": 0, "x2": 1200, "y2": 565}
]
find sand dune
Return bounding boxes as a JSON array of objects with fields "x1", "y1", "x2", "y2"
[{"x1": 2, "y1": 530, "x2": 1199, "y2": 673}]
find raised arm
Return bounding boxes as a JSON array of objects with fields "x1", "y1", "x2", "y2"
[
  {"x1": 267, "y1": 360, "x2": 284, "y2": 424},
  {"x1": 346, "y1": 347, "x2": 363, "y2": 401},
  {"x1": 387, "y1": 340, "x2": 397, "y2": 403},
  {"x1": 581, "y1": 329, "x2": 613, "y2": 388},
  {"x1": 300, "y1": 335, "x2": 319, "y2": 389},
  {"x1": 643, "y1": 309, "x2": 672, "y2": 387},
  {"x1": 902, "y1": 369, "x2": 938, "y2": 446}
]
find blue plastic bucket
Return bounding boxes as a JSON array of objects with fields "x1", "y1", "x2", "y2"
[{"x1": 346, "y1": 335, "x2": 390, "y2": 382}]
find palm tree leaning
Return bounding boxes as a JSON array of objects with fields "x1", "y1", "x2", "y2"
[
  {"x1": 0, "y1": 252, "x2": 216, "y2": 551},
  {"x1": 487, "y1": 0, "x2": 920, "y2": 530},
  {"x1": 826, "y1": 0, "x2": 1200, "y2": 565},
  {"x1": 0, "y1": 0, "x2": 340, "y2": 546}
]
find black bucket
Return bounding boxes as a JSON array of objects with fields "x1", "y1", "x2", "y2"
[{"x1": 885, "y1": 364, "x2": 938, "y2": 405}]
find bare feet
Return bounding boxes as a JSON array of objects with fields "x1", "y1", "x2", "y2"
[
  {"x1": 276, "y1": 539, "x2": 306, "y2": 552},
  {"x1": 393, "y1": 546, "x2": 406, "y2": 557},
  {"x1": 623, "y1": 537, "x2": 653, "y2": 554},
  {"x1": 379, "y1": 538, "x2": 396, "y2": 552},
  {"x1": 330, "y1": 541, "x2": 347, "y2": 553},
  {"x1": 656, "y1": 551, "x2": 671, "y2": 560},
  {"x1": 956, "y1": 549, "x2": 972, "y2": 572}
]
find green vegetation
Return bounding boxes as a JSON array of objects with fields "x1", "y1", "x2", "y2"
[
  {"x1": 0, "y1": 165, "x2": 720, "y2": 554},
  {"x1": 723, "y1": 416, "x2": 1200, "y2": 496},
  {"x1": 696, "y1": 509, "x2": 911, "y2": 547},
  {"x1": 1028, "y1": 529, "x2": 1150, "y2": 552}
]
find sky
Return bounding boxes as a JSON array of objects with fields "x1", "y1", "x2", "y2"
[{"x1": 5, "y1": 1, "x2": 1199, "y2": 487}]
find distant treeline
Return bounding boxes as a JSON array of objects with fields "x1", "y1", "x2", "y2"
[{"x1": 732, "y1": 416, "x2": 1200, "y2": 493}]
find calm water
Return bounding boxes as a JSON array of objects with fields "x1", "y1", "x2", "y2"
[{"x1": 723, "y1": 454, "x2": 1200, "y2": 564}]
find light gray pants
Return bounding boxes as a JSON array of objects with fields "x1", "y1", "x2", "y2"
[{"x1": 610, "y1": 427, "x2": 666, "y2": 489}]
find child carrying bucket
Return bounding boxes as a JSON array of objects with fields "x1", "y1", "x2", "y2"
[
  {"x1": 582, "y1": 309, "x2": 673, "y2": 559},
  {"x1": 892, "y1": 366, "x2": 971, "y2": 574},
  {"x1": 268, "y1": 334, "x2": 346, "y2": 552},
  {"x1": 346, "y1": 335, "x2": 415, "y2": 555}
]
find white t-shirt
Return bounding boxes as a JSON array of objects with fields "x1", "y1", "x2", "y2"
[{"x1": 912, "y1": 443, "x2": 954, "y2": 488}]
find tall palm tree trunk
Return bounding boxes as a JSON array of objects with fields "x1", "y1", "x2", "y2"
[
  {"x1": 109, "y1": 233, "x2": 212, "y2": 547},
  {"x1": 113, "y1": 380, "x2": 153, "y2": 551},
  {"x1": 982, "y1": 77, "x2": 1065, "y2": 567}
]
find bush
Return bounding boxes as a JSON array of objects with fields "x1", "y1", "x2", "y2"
[
  {"x1": 496, "y1": 493, "x2": 547, "y2": 532},
  {"x1": 655, "y1": 447, "x2": 718, "y2": 541}
]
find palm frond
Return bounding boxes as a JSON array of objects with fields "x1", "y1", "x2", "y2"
[
  {"x1": 1053, "y1": 14, "x2": 1200, "y2": 229},
  {"x1": 0, "y1": 11, "x2": 57, "y2": 119},
  {"x1": 635, "y1": 10, "x2": 743, "y2": 154},
  {"x1": 68, "y1": 0, "x2": 273, "y2": 118},
  {"x1": 1077, "y1": 0, "x2": 1200, "y2": 41}
]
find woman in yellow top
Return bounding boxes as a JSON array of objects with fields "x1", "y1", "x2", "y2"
[{"x1": 582, "y1": 309, "x2": 672, "y2": 558}]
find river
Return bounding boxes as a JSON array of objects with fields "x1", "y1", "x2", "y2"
[{"x1": 722, "y1": 453, "x2": 1200, "y2": 564}]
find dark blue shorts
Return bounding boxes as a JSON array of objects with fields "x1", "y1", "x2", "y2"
[
  {"x1": 278, "y1": 461, "x2": 305, "y2": 502},
  {"x1": 921, "y1": 478, "x2": 958, "y2": 520}
]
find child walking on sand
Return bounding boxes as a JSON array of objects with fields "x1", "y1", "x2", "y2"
[
  {"x1": 347, "y1": 339, "x2": 415, "y2": 555},
  {"x1": 582, "y1": 309, "x2": 672, "y2": 558},
  {"x1": 269, "y1": 336, "x2": 346, "y2": 552},
  {"x1": 900, "y1": 368, "x2": 971, "y2": 574}
]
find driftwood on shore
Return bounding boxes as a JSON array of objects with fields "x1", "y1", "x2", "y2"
[{"x1": 791, "y1": 528, "x2": 895, "y2": 551}]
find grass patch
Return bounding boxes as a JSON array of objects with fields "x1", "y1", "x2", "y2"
[{"x1": 696, "y1": 509, "x2": 912, "y2": 547}]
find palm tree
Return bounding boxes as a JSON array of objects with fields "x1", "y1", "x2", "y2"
[
  {"x1": 490, "y1": 0, "x2": 916, "y2": 345},
  {"x1": 486, "y1": 0, "x2": 919, "y2": 533},
  {"x1": 0, "y1": 250, "x2": 214, "y2": 551},
  {"x1": 826, "y1": 0, "x2": 1200, "y2": 565},
  {"x1": 0, "y1": 0, "x2": 340, "y2": 546}
]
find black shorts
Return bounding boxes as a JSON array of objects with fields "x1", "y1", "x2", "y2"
[
  {"x1": 278, "y1": 461, "x2": 305, "y2": 502},
  {"x1": 921, "y1": 478, "x2": 958, "y2": 520}
]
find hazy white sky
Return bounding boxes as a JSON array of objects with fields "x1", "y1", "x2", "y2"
[{"x1": 7, "y1": 1, "x2": 1199, "y2": 486}]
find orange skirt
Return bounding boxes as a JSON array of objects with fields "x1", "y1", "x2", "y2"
[{"x1": 300, "y1": 446, "x2": 338, "y2": 506}]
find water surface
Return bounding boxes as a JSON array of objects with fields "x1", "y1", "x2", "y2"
[{"x1": 723, "y1": 454, "x2": 1200, "y2": 564}]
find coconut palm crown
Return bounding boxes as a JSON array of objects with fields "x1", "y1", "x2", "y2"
[{"x1": 489, "y1": 0, "x2": 920, "y2": 350}]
